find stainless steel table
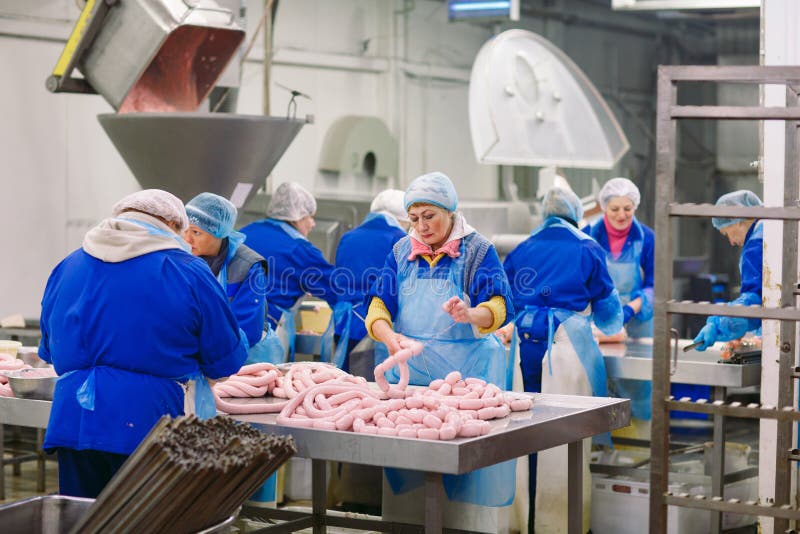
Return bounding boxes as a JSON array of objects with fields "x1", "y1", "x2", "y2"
[
  {"x1": 0, "y1": 398, "x2": 52, "y2": 500},
  {"x1": 602, "y1": 339, "x2": 761, "y2": 388},
  {"x1": 602, "y1": 338, "x2": 761, "y2": 534},
  {"x1": 233, "y1": 392, "x2": 630, "y2": 534}
]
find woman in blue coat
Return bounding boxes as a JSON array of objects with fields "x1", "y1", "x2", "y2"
[
  {"x1": 502, "y1": 186, "x2": 623, "y2": 533},
  {"x1": 366, "y1": 171, "x2": 514, "y2": 509},
  {"x1": 584, "y1": 178, "x2": 654, "y2": 338},
  {"x1": 693, "y1": 190, "x2": 763, "y2": 350},
  {"x1": 583, "y1": 177, "x2": 655, "y2": 426},
  {"x1": 240, "y1": 182, "x2": 339, "y2": 361},
  {"x1": 328, "y1": 189, "x2": 409, "y2": 371},
  {"x1": 184, "y1": 193, "x2": 284, "y2": 364},
  {"x1": 39, "y1": 190, "x2": 248, "y2": 498}
]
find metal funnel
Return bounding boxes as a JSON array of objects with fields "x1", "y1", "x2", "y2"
[{"x1": 98, "y1": 113, "x2": 305, "y2": 207}]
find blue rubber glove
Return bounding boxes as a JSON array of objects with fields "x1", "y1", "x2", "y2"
[
  {"x1": 622, "y1": 305, "x2": 635, "y2": 325},
  {"x1": 693, "y1": 323, "x2": 718, "y2": 351}
]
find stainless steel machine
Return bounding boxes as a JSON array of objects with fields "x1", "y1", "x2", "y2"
[{"x1": 46, "y1": 0, "x2": 307, "y2": 208}]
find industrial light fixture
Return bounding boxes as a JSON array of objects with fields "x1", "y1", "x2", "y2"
[{"x1": 447, "y1": 0, "x2": 520, "y2": 22}]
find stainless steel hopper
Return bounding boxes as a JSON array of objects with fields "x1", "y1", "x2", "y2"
[{"x1": 98, "y1": 113, "x2": 306, "y2": 207}]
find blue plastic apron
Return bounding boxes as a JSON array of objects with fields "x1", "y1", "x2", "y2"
[
  {"x1": 605, "y1": 233, "x2": 652, "y2": 338},
  {"x1": 375, "y1": 238, "x2": 515, "y2": 507},
  {"x1": 517, "y1": 217, "x2": 613, "y2": 442},
  {"x1": 62, "y1": 367, "x2": 217, "y2": 420},
  {"x1": 603, "y1": 227, "x2": 652, "y2": 420},
  {"x1": 320, "y1": 300, "x2": 354, "y2": 369}
]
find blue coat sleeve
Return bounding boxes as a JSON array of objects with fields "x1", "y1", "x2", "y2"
[
  {"x1": 709, "y1": 225, "x2": 763, "y2": 340},
  {"x1": 584, "y1": 242, "x2": 623, "y2": 334},
  {"x1": 191, "y1": 265, "x2": 249, "y2": 379},
  {"x1": 366, "y1": 250, "x2": 400, "y2": 320},
  {"x1": 469, "y1": 245, "x2": 514, "y2": 325},
  {"x1": 229, "y1": 262, "x2": 267, "y2": 347},
  {"x1": 296, "y1": 241, "x2": 339, "y2": 307}
]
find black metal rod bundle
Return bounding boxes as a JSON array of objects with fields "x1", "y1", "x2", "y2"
[{"x1": 68, "y1": 415, "x2": 296, "y2": 534}]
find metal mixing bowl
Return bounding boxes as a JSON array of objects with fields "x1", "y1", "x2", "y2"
[
  {"x1": 2, "y1": 368, "x2": 57, "y2": 400},
  {"x1": 16, "y1": 346, "x2": 48, "y2": 368}
]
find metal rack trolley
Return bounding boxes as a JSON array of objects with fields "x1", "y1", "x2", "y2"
[{"x1": 650, "y1": 65, "x2": 800, "y2": 533}]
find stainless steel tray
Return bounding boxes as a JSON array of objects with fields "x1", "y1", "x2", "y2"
[{"x1": 0, "y1": 495, "x2": 235, "y2": 534}]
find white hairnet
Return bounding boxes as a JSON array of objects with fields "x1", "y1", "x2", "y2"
[
  {"x1": 598, "y1": 177, "x2": 641, "y2": 210},
  {"x1": 712, "y1": 190, "x2": 763, "y2": 230},
  {"x1": 112, "y1": 189, "x2": 189, "y2": 232},
  {"x1": 404, "y1": 172, "x2": 458, "y2": 212},
  {"x1": 542, "y1": 186, "x2": 584, "y2": 223},
  {"x1": 370, "y1": 189, "x2": 409, "y2": 223},
  {"x1": 267, "y1": 182, "x2": 317, "y2": 221}
]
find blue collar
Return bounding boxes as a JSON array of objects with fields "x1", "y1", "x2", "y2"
[
  {"x1": 744, "y1": 220, "x2": 760, "y2": 243},
  {"x1": 364, "y1": 212, "x2": 405, "y2": 232},
  {"x1": 262, "y1": 218, "x2": 307, "y2": 241}
]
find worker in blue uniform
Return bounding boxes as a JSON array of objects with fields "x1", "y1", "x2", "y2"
[
  {"x1": 583, "y1": 177, "x2": 655, "y2": 430},
  {"x1": 693, "y1": 190, "x2": 763, "y2": 350},
  {"x1": 501, "y1": 186, "x2": 623, "y2": 533},
  {"x1": 39, "y1": 189, "x2": 248, "y2": 498},
  {"x1": 327, "y1": 189, "x2": 409, "y2": 371},
  {"x1": 366, "y1": 171, "x2": 515, "y2": 509},
  {"x1": 240, "y1": 182, "x2": 338, "y2": 361},
  {"x1": 584, "y1": 178, "x2": 654, "y2": 338},
  {"x1": 184, "y1": 193, "x2": 283, "y2": 364}
]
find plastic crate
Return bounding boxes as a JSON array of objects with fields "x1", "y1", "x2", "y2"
[{"x1": 590, "y1": 464, "x2": 756, "y2": 534}]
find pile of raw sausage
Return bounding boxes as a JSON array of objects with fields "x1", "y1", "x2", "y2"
[
  {"x1": 213, "y1": 356, "x2": 532, "y2": 441},
  {"x1": 0, "y1": 353, "x2": 31, "y2": 397}
]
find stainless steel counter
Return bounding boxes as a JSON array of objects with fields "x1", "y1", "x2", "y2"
[
  {"x1": 234, "y1": 392, "x2": 629, "y2": 475},
  {"x1": 602, "y1": 339, "x2": 761, "y2": 388},
  {"x1": 238, "y1": 391, "x2": 629, "y2": 534},
  {"x1": 0, "y1": 398, "x2": 51, "y2": 428},
  {"x1": 0, "y1": 398, "x2": 51, "y2": 501},
  {"x1": 0, "y1": 393, "x2": 630, "y2": 533}
]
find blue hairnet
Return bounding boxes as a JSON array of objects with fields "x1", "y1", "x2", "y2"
[
  {"x1": 598, "y1": 177, "x2": 640, "y2": 210},
  {"x1": 268, "y1": 182, "x2": 317, "y2": 221},
  {"x1": 404, "y1": 172, "x2": 458, "y2": 212},
  {"x1": 711, "y1": 190, "x2": 762, "y2": 230},
  {"x1": 542, "y1": 186, "x2": 584, "y2": 222},
  {"x1": 185, "y1": 192, "x2": 238, "y2": 238}
]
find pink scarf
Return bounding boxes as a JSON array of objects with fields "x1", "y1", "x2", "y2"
[
  {"x1": 408, "y1": 236, "x2": 461, "y2": 260},
  {"x1": 604, "y1": 214, "x2": 631, "y2": 259}
]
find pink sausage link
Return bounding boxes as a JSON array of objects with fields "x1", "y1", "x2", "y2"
[
  {"x1": 429, "y1": 379, "x2": 445, "y2": 390},
  {"x1": 422, "y1": 414, "x2": 443, "y2": 429},
  {"x1": 417, "y1": 428, "x2": 440, "y2": 440},
  {"x1": 398, "y1": 428, "x2": 418, "y2": 438},
  {"x1": 459, "y1": 398, "x2": 484, "y2": 410},
  {"x1": 439, "y1": 424, "x2": 457, "y2": 441},
  {"x1": 445, "y1": 371, "x2": 461, "y2": 386},
  {"x1": 510, "y1": 398, "x2": 533, "y2": 411}
]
